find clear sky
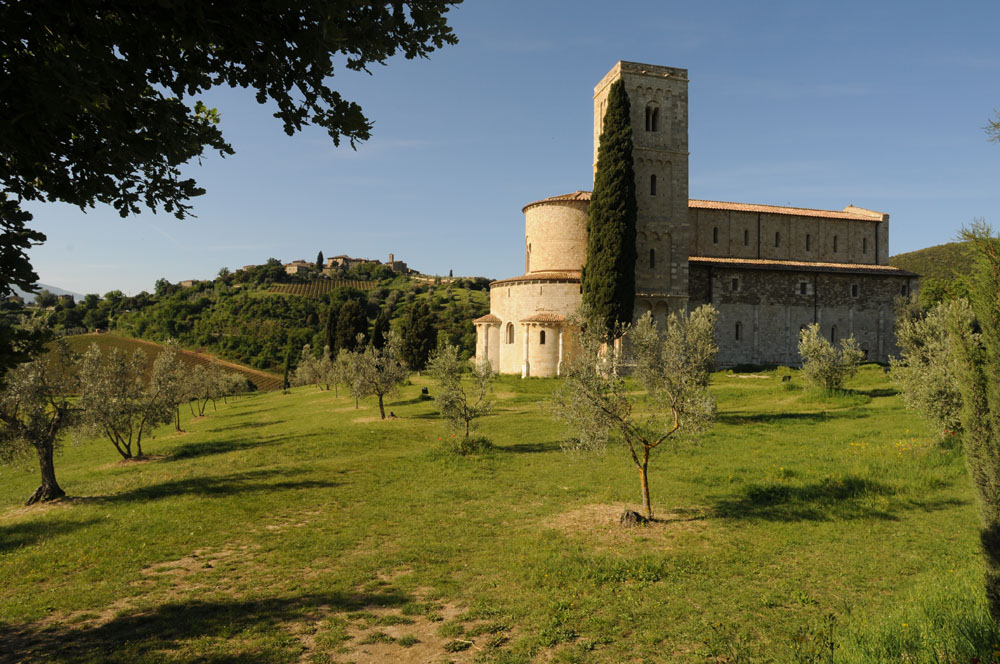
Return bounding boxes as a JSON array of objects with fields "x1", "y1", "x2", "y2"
[{"x1": 25, "y1": 0, "x2": 1000, "y2": 296}]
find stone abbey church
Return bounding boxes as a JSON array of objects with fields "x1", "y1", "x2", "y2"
[{"x1": 474, "y1": 61, "x2": 918, "y2": 377}]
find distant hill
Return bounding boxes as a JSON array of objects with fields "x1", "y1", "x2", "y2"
[
  {"x1": 890, "y1": 241, "x2": 976, "y2": 281},
  {"x1": 11, "y1": 283, "x2": 84, "y2": 301},
  {"x1": 890, "y1": 241, "x2": 976, "y2": 307}
]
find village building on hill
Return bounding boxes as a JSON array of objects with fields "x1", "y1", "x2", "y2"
[
  {"x1": 323, "y1": 253, "x2": 410, "y2": 274},
  {"x1": 474, "y1": 61, "x2": 918, "y2": 377}
]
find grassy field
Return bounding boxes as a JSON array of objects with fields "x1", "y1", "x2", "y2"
[
  {"x1": 0, "y1": 366, "x2": 991, "y2": 662},
  {"x1": 60, "y1": 333, "x2": 285, "y2": 392}
]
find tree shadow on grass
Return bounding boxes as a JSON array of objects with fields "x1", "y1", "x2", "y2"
[
  {"x1": 498, "y1": 440, "x2": 562, "y2": 454},
  {"x1": 205, "y1": 419, "x2": 287, "y2": 433},
  {"x1": 0, "y1": 517, "x2": 102, "y2": 554},
  {"x1": 166, "y1": 434, "x2": 284, "y2": 462},
  {"x1": 718, "y1": 410, "x2": 867, "y2": 426},
  {"x1": 712, "y1": 476, "x2": 966, "y2": 522},
  {"x1": 850, "y1": 387, "x2": 899, "y2": 398},
  {"x1": 98, "y1": 469, "x2": 341, "y2": 504},
  {"x1": 1, "y1": 589, "x2": 410, "y2": 663},
  {"x1": 387, "y1": 395, "x2": 432, "y2": 408}
]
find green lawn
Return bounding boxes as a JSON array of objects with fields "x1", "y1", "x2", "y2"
[{"x1": 0, "y1": 366, "x2": 991, "y2": 662}]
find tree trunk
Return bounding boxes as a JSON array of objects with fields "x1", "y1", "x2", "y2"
[
  {"x1": 378, "y1": 394, "x2": 386, "y2": 419},
  {"x1": 26, "y1": 442, "x2": 65, "y2": 505},
  {"x1": 639, "y1": 462, "x2": 652, "y2": 520},
  {"x1": 175, "y1": 406, "x2": 182, "y2": 432}
]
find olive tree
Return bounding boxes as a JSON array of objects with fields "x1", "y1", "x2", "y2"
[
  {"x1": 293, "y1": 344, "x2": 337, "y2": 391},
  {"x1": 0, "y1": 342, "x2": 76, "y2": 504},
  {"x1": 189, "y1": 362, "x2": 245, "y2": 416},
  {"x1": 346, "y1": 332, "x2": 409, "y2": 419},
  {"x1": 891, "y1": 298, "x2": 972, "y2": 439},
  {"x1": 554, "y1": 306, "x2": 718, "y2": 521},
  {"x1": 79, "y1": 344, "x2": 171, "y2": 459},
  {"x1": 797, "y1": 323, "x2": 864, "y2": 392},
  {"x1": 149, "y1": 345, "x2": 189, "y2": 432},
  {"x1": 427, "y1": 343, "x2": 494, "y2": 439}
]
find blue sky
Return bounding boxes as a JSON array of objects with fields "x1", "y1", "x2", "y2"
[{"x1": 25, "y1": 0, "x2": 1000, "y2": 295}]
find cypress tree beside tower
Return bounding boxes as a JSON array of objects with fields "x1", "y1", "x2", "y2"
[{"x1": 582, "y1": 78, "x2": 637, "y2": 340}]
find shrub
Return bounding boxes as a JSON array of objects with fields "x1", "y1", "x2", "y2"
[
  {"x1": 890, "y1": 298, "x2": 971, "y2": 438},
  {"x1": 797, "y1": 323, "x2": 864, "y2": 392}
]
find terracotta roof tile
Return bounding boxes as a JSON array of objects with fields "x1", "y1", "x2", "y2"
[
  {"x1": 521, "y1": 313, "x2": 567, "y2": 323},
  {"x1": 491, "y1": 270, "x2": 582, "y2": 286},
  {"x1": 522, "y1": 191, "x2": 592, "y2": 213},
  {"x1": 689, "y1": 256, "x2": 917, "y2": 276},
  {"x1": 689, "y1": 199, "x2": 886, "y2": 222},
  {"x1": 473, "y1": 313, "x2": 500, "y2": 324},
  {"x1": 520, "y1": 190, "x2": 886, "y2": 222}
]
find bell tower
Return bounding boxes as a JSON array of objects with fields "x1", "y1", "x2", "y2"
[{"x1": 593, "y1": 61, "x2": 690, "y2": 322}]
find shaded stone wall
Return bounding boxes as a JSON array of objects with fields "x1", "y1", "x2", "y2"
[{"x1": 689, "y1": 265, "x2": 918, "y2": 366}]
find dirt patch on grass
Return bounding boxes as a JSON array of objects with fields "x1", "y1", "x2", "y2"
[
  {"x1": 308, "y1": 587, "x2": 507, "y2": 664},
  {"x1": 546, "y1": 503, "x2": 710, "y2": 547},
  {"x1": 352, "y1": 416, "x2": 392, "y2": 424}
]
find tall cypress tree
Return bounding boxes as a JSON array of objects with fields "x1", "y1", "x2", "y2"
[
  {"x1": 370, "y1": 309, "x2": 391, "y2": 350},
  {"x1": 399, "y1": 300, "x2": 436, "y2": 372},
  {"x1": 335, "y1": 299, "x2": 368, "y2": 352},
  {"x1": 582, "y1": 78, "x2": 637, "y2": 339}
]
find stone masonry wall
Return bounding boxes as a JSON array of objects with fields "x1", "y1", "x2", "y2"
[
  {"x1": 690, "y1": 209, "x2": 884, "y2": 265},
  {"x1": 524, "y1": 201, "x2": 587, "y2": 274},
  {"x1": 689, "y1": 265, "x2": 918, "y2": 366},
  {"x1": 594, "y1": 61, "x2": 692, "y2": 325},
  {"x1": 484, "y1": 278, "x2": 581, "y2": 376}
]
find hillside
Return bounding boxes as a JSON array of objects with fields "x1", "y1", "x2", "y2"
[
  {"x1": 890, "y1": 241, "x2": 975, "y2": 281},
  {"x1": 30, "y1": 268, "x2": 489, "y2": 371},
  {"x1": 0, "y1": 367, "x2": 988, "y2": 662},
  {"x1": 61, "y1": 333, "x2": 284, "y2": 391}
]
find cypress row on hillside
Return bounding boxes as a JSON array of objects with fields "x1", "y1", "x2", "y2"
[{"x1": 582, "y1": 78, "x2": 637, "y2": 339}]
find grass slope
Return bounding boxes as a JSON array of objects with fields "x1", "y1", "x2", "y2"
[
  {"x1": 0, "y1": 367, "x2": 988, "y2": 662},
  {"x1": 60, "y1": 333, "x2": 284, "y2": 392},
  {"x1": 890, "y1": 241, "x2": 975, "y2": 281}
]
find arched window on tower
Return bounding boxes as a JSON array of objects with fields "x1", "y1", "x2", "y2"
[
  {"x1": 650, "y1": 174, "x2": 657, "y2": 196},
  {"x1": 713, "y1": 227, "x2": 719, "y2": 244},
  {"x1": 539, "y1": 330, "x2": 546, "y2": 345},
  {"x1": 744, "y1": 229, "x2": 749, "y2": 246},
  {"x1": 649, "y1": 248, "x2": 656, "y2": 269},
  {"x1": 735, "y1": 322, "x2": 742, "y2": 341},
  {"x1": 806, "y1": 234, "x2": 812, "y2": 251},
  {"x1": 506, "y1": 323, "x2": 514, "y2": 345},
  {"x1": 833, "y1": 235, "x2": 839, "y2": 253},
  {"x1": 830, "y1": 325, "x2": 839, "y2": 342},
  {"x1": 775, "y1": 231, "x2": 781, "y2": 248},
  {"x1": 645, "y1": 104, "x2": 660, "y2": 131}
]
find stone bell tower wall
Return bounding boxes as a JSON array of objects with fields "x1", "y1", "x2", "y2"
[{"x1": 594, "y1": 61, "x2": 691, "y2": 319}]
